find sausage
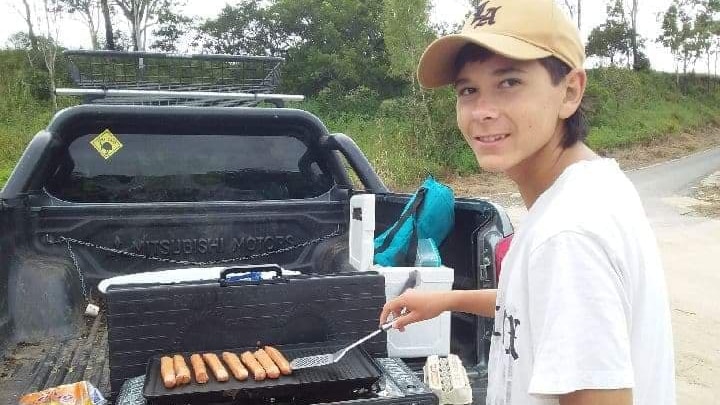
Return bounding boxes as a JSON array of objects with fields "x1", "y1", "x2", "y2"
[
  {"x1": 202, "y1": 353, "x2": 230, "y2": 382},
  {"x1": 254, "y1": 349, "x2": 281, "y2": 379},
  {"x1": 173, "y1": 355, "x2": 191, "y2": 385},
  {"x1": 264, "y1": 346, "x2": 292, "y2": 375},
  {"x1": 222, "y1": 352, "x2": 249, "y2": 381},
  {"x1": 240, "y1": 351, "x2": 267, "y2": 381},
  {"x1": 190, "y1": 353, "x2": 209, "y2": 384},
  {"x1": 160, "y1": 356, "x2": 176, "y2": 389}
]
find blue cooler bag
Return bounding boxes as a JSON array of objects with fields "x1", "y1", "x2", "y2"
[{"x1": 374, "y1": 176, "x2": 455, "y2": 267}]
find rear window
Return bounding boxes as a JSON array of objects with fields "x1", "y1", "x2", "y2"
[{"x1": 46, "y1": 133, "x2": 334, "y2": 203}]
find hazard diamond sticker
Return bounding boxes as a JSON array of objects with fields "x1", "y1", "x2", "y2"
[{"x1": 90, "y1": 129, "x2": 123, "y2": 160}]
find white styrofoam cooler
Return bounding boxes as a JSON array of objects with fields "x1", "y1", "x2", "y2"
[
  {"x1": 382, "y1": 266, "x2": 454, "y2": 357},
  {"x1": 349, "y1": 194, "x2": 454, "y2": 358}
]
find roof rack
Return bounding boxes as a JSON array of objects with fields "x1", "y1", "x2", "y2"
[{"x1": 57, "y1": 50, "x2": 304, "y2": 107}]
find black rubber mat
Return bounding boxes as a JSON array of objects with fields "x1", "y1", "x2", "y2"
[{"x1": 0, "y1": 314, "x2": 110, "y2": 403}]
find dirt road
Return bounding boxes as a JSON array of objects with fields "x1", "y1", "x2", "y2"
[
  {"x1": 493, "y1": 148, "x2": 720, "y2": 404},
  {"x1": 628, "y1": 149, "x2": 720, "y2": 405}
]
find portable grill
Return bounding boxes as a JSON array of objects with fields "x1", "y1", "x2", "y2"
[
  {"x1": 143, "y1": 343, "x2": 382, "y2": 404},
  {"x1": 118, "y1": 356, "x2": 436, "y2": 405},
  {"x1": 106, "y1": 271, "x2": 439, "y2": 405}
]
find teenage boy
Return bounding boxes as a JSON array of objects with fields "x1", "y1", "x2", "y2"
[{"x1": 379, "y1": 1, "x2": 675, "y2": 404}]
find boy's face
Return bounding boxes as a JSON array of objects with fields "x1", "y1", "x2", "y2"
[{"x1": 454, "y1": 54, "x2": 578, "y2": 174}]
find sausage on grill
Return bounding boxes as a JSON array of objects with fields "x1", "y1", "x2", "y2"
[
  {"x1": 160, "y1": 356, "x2": 176, "y2": 389},
  {"x1": 254, "y1": 349, "x2": 281, "y2": 379},
  {"x1": 202, "y1": 353, "x2": 230, "y2": 382},
  {"x1": 190, "y1": 353, "x2": 209, "y2": 384},
  {"x1": 173, "y1": 355, "x2": 191, "y2": 385},
  {"x1": 264, "y1": 346, "x2": 292, "y2": 375},
  {"x1": 241, "y1": 351, "x2": 267, "y2": 381},
  {"x1": 222, "y1": 352, "x2": 249, "y2": 381}
]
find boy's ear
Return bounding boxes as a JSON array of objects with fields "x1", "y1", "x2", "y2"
[{"x1": 559, "y1": 69, "x2": 587, "y2": 119}]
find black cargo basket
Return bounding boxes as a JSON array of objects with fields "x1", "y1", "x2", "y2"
[{"x1": 61, "y1": 50, "x2": 300, "y2": 107}]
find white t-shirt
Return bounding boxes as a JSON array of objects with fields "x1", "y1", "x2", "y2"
[{"x1": 486, "y1": 158, "x2": 675, "y2": 405}]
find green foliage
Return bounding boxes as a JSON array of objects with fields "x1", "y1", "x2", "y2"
[
  {"x1": 276, "y1": 0, "x2": 402, "y2": 96},
  {"x1": 0, "y1": 50, "x2": 62, "y2": 187},
  {"x1": 196, "y1": 1, "x2": 285, "y2": 56},
  {"x1": 586, "y1": 66, "x2": 643, "y2": 116},
  {"x1": 657, "y1": 0, "x2": 719, "y2": 80},
  {"x1": 382, "y1": 0, "x2": 433, "y2": 81},
  {"x1": 586, "y1": 0, "x2": 635, "y2": 66},
  {"x1": 304, "y1": 85, "x2": 383, "y2": 119},
  {"x1": 151, "y1": 7, "x2": 195, "y2": 52},
  {"x1": 197, "y1": 0, "x2": 406, "y2": 98}
]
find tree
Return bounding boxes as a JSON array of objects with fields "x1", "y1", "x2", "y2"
[
  {"x1": 706, "y1": 0, "x2": 719, "y2": 80},
  {"x1": 100, "y1": 0, "x2": 115, "y2": 49},
  {"x1": 658, "y1": 1, "x2": 704, "y2": 87},
  {"x1": 32, "y1": 0, "x2": 62, "y2": 109},
  {"x1": 60, "y1": 0, "x2": 102, "y2": 49},
  {"x1": 382, "y1": 0, "x2": 436, "y2": 145},
  {"x1": 196, "y1": 1, "x2": 288, "y2": 56},
  {"x1": 585, "y1": 0, "x2": 634, "y2": 66},
  {"x1": 695, "y1": 9, "x2": 714, "y2": 89},
  {"x1": 269, "y1": 0, "x2": 385, "y2": 94},
  {"x1": 559, "y1": 0, "x2": 582, "y2": 29},
  {"x1": 7, "y1": 31, "x2": 34, "y2": 49},
  {"x1": 113, "y1": 0, "x2": 176, "y2": 51},
  {"x1": 659, "y1": 4, "x2": 682, "y2": 84},
  {"x1": 578, "y1": 0, "x2": 582, "y2": 30},
  {"x1": 198, "y1": 0, "x2": 403, "y2": 97},
  {"x1": 382, "y1": 0, "x2": 433, "y2": 83},
  {"x1": 19, "y1": 0, "x2": 39, "y2": 49},
  {"x1": 629, "y1": 0, "x2": 640, "y2": 70},
  {"x1": 150, "y1": 8, "x2": 193, "y2": 52}
]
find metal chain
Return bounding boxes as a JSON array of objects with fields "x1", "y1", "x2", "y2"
[
  {"x1": 65, "y1": 239, "x2": 88, "y2": 300},
  {"x1": 49, "y1": 225, "x2": 343, "y2": 267}
]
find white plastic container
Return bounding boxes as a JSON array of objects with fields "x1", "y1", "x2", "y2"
[
  {"x1": 349, "y1": 194, "x2": 376, "y2": 272},
  {"x1": 381, "y1": 266, "x2": 454, "y2": 358},
  {"x1": 348, "y1": 194, "x2": 454, "y2": 358}
]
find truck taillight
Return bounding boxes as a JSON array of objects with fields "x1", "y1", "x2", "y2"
[{"x1": 494, "y1": 235, "x2": 514, "y2": 282}]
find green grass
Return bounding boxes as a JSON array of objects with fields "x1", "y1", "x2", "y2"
[
  {"x1": 0, "y1": 51, "x2": 58, "y2": 186},
  {"x1": 584, "y1": 68, "x2": 720, "y2": 151},
  {"x1": 587, "y1": 98, "x2": 720, "y2": 150},
  {"x1": 1, "y1": 48, "x2": 719, "y2": 190}
]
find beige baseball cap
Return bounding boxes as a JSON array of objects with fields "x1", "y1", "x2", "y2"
[{"x1": 417, "y1": 0, "x2": 585, "y2": 88}]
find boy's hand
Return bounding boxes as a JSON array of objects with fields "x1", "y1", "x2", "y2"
[{"x1": 379, "y1": 289, "x2": 448, "y2": 331}]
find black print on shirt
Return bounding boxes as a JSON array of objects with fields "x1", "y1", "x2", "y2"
[{"x1": 493, "y1": 308, "x2": 521, "y2": 360}]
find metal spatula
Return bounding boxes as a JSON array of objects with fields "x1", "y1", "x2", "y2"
[{"x1": 290, "y1": 320, "x2": 396, "y2": 370}]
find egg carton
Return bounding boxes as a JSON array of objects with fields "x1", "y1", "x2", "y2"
[{"x1": 423, "y1": 354, "x2": 473, "y2": 405}]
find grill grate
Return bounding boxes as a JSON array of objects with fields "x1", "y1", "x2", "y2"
[{"x1": 142, "y1": 343, "x2": 381, "y2": 404}]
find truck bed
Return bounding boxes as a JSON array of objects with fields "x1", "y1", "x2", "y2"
[
  {"x1": 0, "y1": 314, "x2": 110, "y2": 403},
  {"x1": 0, "y1": 105, "x2": 512, "y2": 404},
  {"x1": 0, "y1": 312, "x2": 490, "y2": 405}
]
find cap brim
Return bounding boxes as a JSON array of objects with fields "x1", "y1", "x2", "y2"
[{"x1": 417, "y1": 33, "x2": 553, "y2": 89}]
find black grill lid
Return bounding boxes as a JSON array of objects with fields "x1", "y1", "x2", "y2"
[{"x1": 143, "y1": 342, "x2": 382, "y2": 404}]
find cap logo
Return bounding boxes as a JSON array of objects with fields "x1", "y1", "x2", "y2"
[{"x1": 472, "y1": 1, "x2": 501, "y2": 27}]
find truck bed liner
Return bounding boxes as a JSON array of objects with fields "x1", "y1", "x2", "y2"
[{"x1": 0, "y1": 314, "x2": 110, "y2": 403}]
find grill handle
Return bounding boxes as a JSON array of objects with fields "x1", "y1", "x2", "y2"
[{"x1": 219, "y1": 264, "x2": 284, "y2": 286}]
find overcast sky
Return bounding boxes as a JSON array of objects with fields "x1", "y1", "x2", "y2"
[{"x1": 0, "y1": 0, "x2": 701, "y2": 74}]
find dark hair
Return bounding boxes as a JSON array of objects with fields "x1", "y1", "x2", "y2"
[{"x1": 453, "y1": 44, "x2": 589, "y2": 148}]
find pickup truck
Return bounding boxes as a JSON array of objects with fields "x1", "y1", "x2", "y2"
[{"x1": 0, "y1": 52, "x2": 513, "y2": 405}]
